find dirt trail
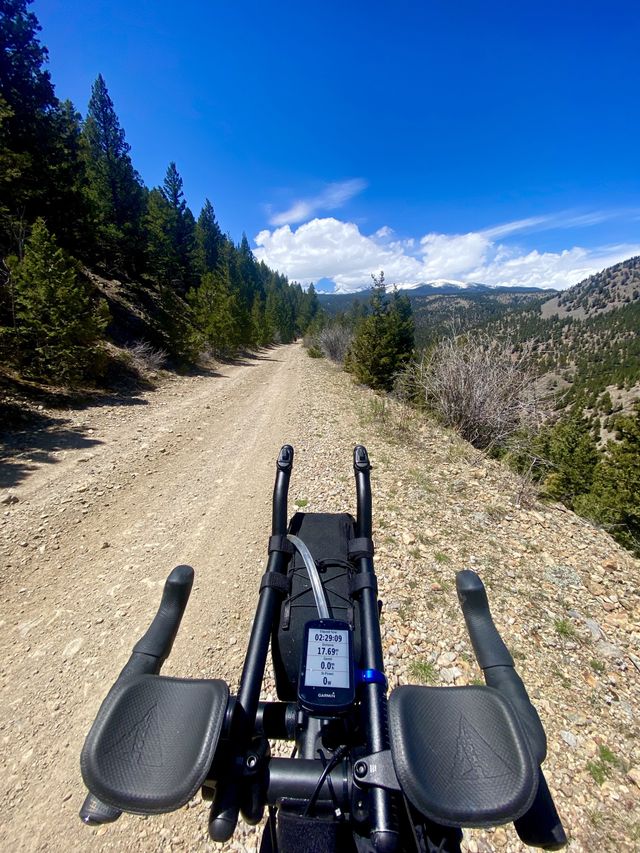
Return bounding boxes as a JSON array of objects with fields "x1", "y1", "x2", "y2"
[
  {"x1": 0, "y1": 344, "x2": 324, "y2": 852},
  {"x1": 1, "y1": 342, "x2": 639, "y2": 852}
]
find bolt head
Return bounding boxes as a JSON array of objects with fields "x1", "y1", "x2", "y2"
[{"x1": 354, "y1": 760, "x2": 368, "y2": 778}]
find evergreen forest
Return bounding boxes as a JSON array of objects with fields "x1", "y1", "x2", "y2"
[{"x1": 0, "y1": 1, "x2": 318, "y2": 389}]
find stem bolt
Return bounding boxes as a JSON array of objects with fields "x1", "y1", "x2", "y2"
[{"x1": 354, "y1": 760, "x2": 368, "y2": 779}]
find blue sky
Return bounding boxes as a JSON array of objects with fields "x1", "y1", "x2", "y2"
[{"x1": 35, "y1": 0, "x2": 640, "y2": 291}]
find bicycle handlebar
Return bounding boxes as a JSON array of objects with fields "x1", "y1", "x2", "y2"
[
  {"x1": 456, "y1": 570, "x2": 546, "y2": 759},
  {"x1": 131, "y1": 564, "x2": 194, "y2": 668},
  {"x1": 456, "y1": 570, "x2": 567, "y2": 850},
  {"x1": 80, "y1": 448, "x2": 567, "y2": 851}
]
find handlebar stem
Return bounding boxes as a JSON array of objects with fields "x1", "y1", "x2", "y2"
[{"x1": 353, "y1": 446, "x2": 399, "y2": 853}]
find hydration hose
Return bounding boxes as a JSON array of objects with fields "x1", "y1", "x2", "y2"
[{"x1": 286, "y1": 534, "x2": 330, "y2": 619}]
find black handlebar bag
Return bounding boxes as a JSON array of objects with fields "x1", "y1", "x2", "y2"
[{"x1": 271, "y1": 512, "x2": 363, "y2": 701}]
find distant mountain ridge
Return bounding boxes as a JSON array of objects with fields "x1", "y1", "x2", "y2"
[
  {"x1": 400, "y1": 279, "x2": 489, "y2": 292},
  {"x1": 318, "y1": 280, "x2": 549, "y2": 312}
]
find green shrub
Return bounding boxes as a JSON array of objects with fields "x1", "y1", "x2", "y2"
[{"x1": 554, "y1": 618, "x2": 577, "y2": 639}]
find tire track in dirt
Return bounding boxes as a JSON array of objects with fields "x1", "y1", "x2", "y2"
[{"x1": 0, "y1": 345, "x2": 314, "y2": 852}]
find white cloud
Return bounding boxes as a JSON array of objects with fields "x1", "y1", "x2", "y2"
[
  {"x1": 482, "y1": 215, "x2": 554, "y2": 239},
  {"x1": 254, "y1": 218, "x2": 423, "y2": 290},
  {"x1": 420, "y1": 232, "x2": 491, "y2": 278},
  {"x1": 268, "y1": 179, "x2": 367, "y2": 226},
  {"x1": 473, "y1": 243, "x2": 640, "y2": 290},
  {"x1": 481, "y1": 208, "x2": 638, "y2": 239},
  {"x1": 254, "y1": 216, "x2": 640, "y2": 292}
]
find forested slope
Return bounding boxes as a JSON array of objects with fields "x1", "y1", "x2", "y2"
[
  {"x1": 477, "y1": 257, "x2": 640, "y2": 409},
  {"x1": 0, "y1": 1, "x2": 319, "y2": 395}
]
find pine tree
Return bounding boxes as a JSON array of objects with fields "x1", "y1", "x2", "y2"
[
  {"x1": 537, "y1": 410, "x2": 600, "y2": 507},
  {"x1": 386, "y1": 286, "x2": 414, "y2": 365},
  {"x1": 144, "y1": 188, "x2": 176, "y2": 285},
  {"x1": 82, "y1": 74, "x2": 144, "y2": 272},
  {"x1": 297, "y1": 282, "x2": 319, "y2": 333},
  {"x1": 188, "y1": 269, "x2": 239, "y2": 357},
  {"x1": 162, "y1": 161, "x2": 186, "y2": 216},
  {"x1": 41, "y1": 99, "x2": 92, "y2": 254},
  {"x1": 348, "y1": 272, "x2": 415, "y2": 390},
  {"x1": 6, "y1": 218, "x2": 109, "y2": 382},
  {"x1": 265, "y1": 275, "x2": 295, "y2": 344},
  {"x1": 575, "y1": 406, "x2": 640, "y2": 555},
  {"x1": 0, "y1": 1, "x2": 88, "y2": 257},
  {"x1": 159, "y1": 161, "x2": 196, "y2": 290},
  {"x1": 0, "y1": 1, "x2": 54, "y2": 123},
  {"x1": 195, "y1": 198, "x2": 223, "y2": 274},
  {"x1": 223, "y1": 239, "x2": 251, "y2": 346},
  {"x1": 234, "y1": 233, "x2": 260, "y2": 344},
  {"x1": 250, "y1": 293, "x2": 269, "y2": 346}
]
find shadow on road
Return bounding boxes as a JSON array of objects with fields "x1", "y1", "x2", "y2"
[
  {"x1": 0, "y1": 409, "x2": 104, "y2": 490},
  {"x1": 218, "y1": 349, "x2": 282, "y2": 367},
  {"x1": 0, "y1": 343, "x2": 285, "y2": 490},
  {"x1": 0, "y1": 385, "x2": 151, "y2": 490}
]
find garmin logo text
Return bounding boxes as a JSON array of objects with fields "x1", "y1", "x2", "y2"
[{"x1": 318, "y1": 692, "x2": 335, "y2": 698}]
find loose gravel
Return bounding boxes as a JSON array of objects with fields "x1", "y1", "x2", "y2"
[{"x1": 1, "y1": 343, "x2": 638, "y2": 852}]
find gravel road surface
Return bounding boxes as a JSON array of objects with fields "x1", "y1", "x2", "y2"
[{"x1": 2, "y1": 342, "x2": 639, "y2": 852}]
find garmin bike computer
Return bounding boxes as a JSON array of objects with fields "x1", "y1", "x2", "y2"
[{"x1": 298, "y1": 618, "x2": 355, "y2": 716}]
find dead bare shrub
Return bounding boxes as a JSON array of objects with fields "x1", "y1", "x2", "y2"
[
  {"x1": 400, "y1": 334, "x2": 545, "y2": 450},
  {"x1": 302, "y1": 332, "x2": 323, "y2": 358},
  {"x1": 123, "y1": 340, "x2": 167, "y2": 373},
  {"x1": 318, "y1": 325, "x2": 353, "y2": 363}
]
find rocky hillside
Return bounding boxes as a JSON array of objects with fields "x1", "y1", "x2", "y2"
[
  {"x1": 341, "y1": 391, "x2": 640, "y2": 852},
  {"x1": 476, "y1": 257, "x2": 640, "y2": 410},
  {"x1": 541, "y1": 256, "x2": 640, "y2": 320},
  {"x1": 1, "y1": 344, "x2": 638, "y2": 852}
]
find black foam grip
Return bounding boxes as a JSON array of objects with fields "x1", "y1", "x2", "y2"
[
  {"x1": 277, "y1": 444, "x2": 294, "y2": 471},
  {"x1": 456, "y1": 571, "x2": 546, "y2": 762},
  {"x1": 457, "y1": 571, "x2": 566, "y2": 847},
  {"x1": 132, "y1": 565, "x2": 194, "y2": 664},
  {"x1": 209, "y1": 782, "x2": 240, "y2": 842},
  {"x1": 514, "y1": 769, "x2": 568, "y2": 850},
  {"x1": 353, "y1": 445, "x2": 371, "y2": 471},
  {"x1": 483, "y1": 666, "x2": 547, "y2": 764},
  {"x1": 456, "y1": 570, "x2": 513, "y2": 668}
]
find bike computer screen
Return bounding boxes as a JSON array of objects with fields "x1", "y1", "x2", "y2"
[{"x1": 298, "y1": 619, "x2": 355, "y2": 716}]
